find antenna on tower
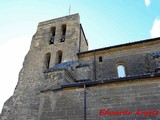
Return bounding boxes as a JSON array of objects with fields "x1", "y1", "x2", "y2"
[{"x1": 69, "y1": 4, "x2": 71, "y2": 15}]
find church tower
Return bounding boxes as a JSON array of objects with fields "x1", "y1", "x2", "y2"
[
  {"x1": 31, "y1": 13, "x2": 88, "y2": 69},
  {"x1": 0, "y1": 13, "x2": 88, "y2": 120},
  {"x1": 1, "y1": 13, "x2": 160, "y2": 120}
]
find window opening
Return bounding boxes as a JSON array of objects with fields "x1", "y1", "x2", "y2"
[
  {"x1": 44, "y1": 52, "x2": 51, "y2": 69},
  {"x1": 57, "y1": 50, "x2": 63, "y2": 64},
  {"x1": 60, "y1": 24, "x2": 66, "y2": 42},
  {"x1": 50, "y1": 27, "x2": 56, "y2": 44},
  {"x1": 99, "y1": 56, "x2": 103, "y2": 62},
  {"x1": 117, "y1": 65, "x2": 126, "y2": 77}
]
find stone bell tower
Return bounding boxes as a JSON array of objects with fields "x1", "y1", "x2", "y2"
[
  {"x1": 0, "y1": 13, "x2": 88, "y2": 120},
  {"x1": 31, "y1": 13, "x2": 88, "y2": 68}
]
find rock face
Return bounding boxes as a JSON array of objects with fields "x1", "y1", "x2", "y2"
[{"x1": 1, "y1": 13, "x2": 160, "y2": 120}]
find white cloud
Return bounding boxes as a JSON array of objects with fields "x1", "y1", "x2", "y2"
[
  {"x1": 150, "y1": 18, "x2": 160, "y2": 38},
  {"x1": 145, "y1": 0, "x2": 150, "y2": 7},
  {"x1": 0, "y1": 37, "x2": 31, "y2": 113}
]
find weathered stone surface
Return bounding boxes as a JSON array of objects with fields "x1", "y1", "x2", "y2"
[
  {"x1": 0, "y1": 13, "x2": 160, "y2": 120},
  {"x1": 39, "y1": 78, "x2": 160, "y2": 120}
]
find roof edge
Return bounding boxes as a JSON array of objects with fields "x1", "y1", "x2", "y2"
[
  {"x1": 38, "y1": 13, "x2": 79, "y2": 26},
  {"x1": 41, "y1": 72, "x2": 160, "y2": 93},
  {"x1": 78, "y1": 37, "x2": 160, "y2": 55}
]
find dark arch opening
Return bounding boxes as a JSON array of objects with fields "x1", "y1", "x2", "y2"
[
  {"x1": 57, "y1": 50, "x2": 63, "y2": 64},
  {"x1": 44, "y1": 52, "x2": 51, "y2": 69},
  {"x1": 50, "y1": 27, "x2": 56, "y2": 44},
  {"x1": 61, "y1": 24, "x2": 66, "y2": 42}
]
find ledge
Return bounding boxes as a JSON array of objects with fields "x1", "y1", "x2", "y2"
[
  {"x1": 41, "y1": 72, "x2": 160, "y2": 93},
  {"x1": 77, "y1": 37, "x2": 160, "y2": 55}
]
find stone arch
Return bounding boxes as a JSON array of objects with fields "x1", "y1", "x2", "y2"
[
  {"x1": 56, "y1": 50, "x2": 63, "y2": 64},
  {"x1": 116, "y1": 62, "x2": 126, "y2": 78},
  {"x1": 44, "y1": 52, "x2": 51, "y2": 69},
  {"x1": 60, "y1": 24, "x2": 67, "y2": 42},
  {"x1": 49, "y1": 26, "x2": 56, "y2": 44}
]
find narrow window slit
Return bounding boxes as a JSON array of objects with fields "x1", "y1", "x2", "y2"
[
  {"x1": 117, "y1": 65, "x2": 126, "y2": 77},
  {"x1": 57, "y1": 50, "x2": 63, "y2": 64},
  {"x1": 99, "y1": 56, "x2": 103, "y2": 62},
  {"x1": 50, "y1": 27, "x2": 56, "y2": 44},
  {"x1": 44, "y1": 52, "x2": 51, "y2": 69},
  {"x1": 61, "y1": 24, "x2": 66, "y2": 42}
]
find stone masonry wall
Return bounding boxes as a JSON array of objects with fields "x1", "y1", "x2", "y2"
[
  {"x1": 79, "y1": 40, "x2": 160, "y2": 81},
  {"x1": 80, "y1": 27, "x2": 88, "y2": 52},
  {"x1": 0, "y1": 13, "x2": 160, "y2": 120},
  {"x1": 39, "y1": 77, "x2": 160, "y2": 120},
  {"x1": 0, "y1": 14, "x2": 83, "y2": 120}
]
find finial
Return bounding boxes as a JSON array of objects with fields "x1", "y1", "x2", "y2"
[{"x1": 69, "y1": 4, "x2": 71, "y2": 15}]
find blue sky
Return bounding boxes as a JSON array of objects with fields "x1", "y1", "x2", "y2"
[{"x1": 0, "y1": 0, "x2": 160, "y2": 113}]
